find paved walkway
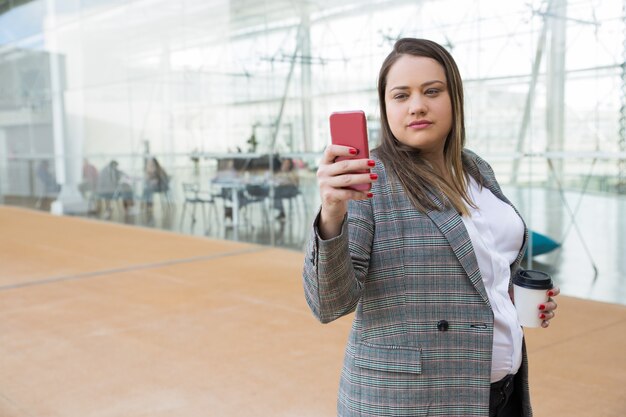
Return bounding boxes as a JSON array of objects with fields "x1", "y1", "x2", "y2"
[{"x1": 1, "y1": 206, "x2": 624, "y2": 416}]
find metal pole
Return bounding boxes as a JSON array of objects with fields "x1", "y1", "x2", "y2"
[
  {"x1": 619, "y1": 0, "x2": 626, "y2": 193},
  {"x1": 511, "y1": 0, "x2": 554, "y2": 184},
  {"x1": 268, "y1": 23, "x2": 303, "y2": 246}
]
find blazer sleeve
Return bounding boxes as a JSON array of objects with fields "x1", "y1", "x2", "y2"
[{"x1": 302, "y1": 198, "x2": 374, "y2": 324}]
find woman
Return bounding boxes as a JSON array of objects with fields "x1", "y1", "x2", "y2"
[
  {"x1": 302, "y1": 38, "x2": 559, "y2": 417},
  {"x1": 142, "y1": 157, "x2": 169, "y2": 210},
  {"x1": 274, "y1": 158, "x2": 300, "y2": 221}
]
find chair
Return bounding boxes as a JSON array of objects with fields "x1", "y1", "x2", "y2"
[
  {"x1": 273, "y1": 184, "x2": 306, "y2": 222},
  {"x1": 34, "y1": 183, "x2": 60, "y2": 210},
  {"x1": 242, "y1": 183, "x2": 270, "y2": 226},
  {"x1": 180, "y1": 183, "x2": 217, "y2": 233},
  {"x1": 78, "y1": 180, "x2": 99, "y2": 214},
  {"x1": 143, "y1": 175, "x2": 173, "y2": 212},
  {"x1": 212, "y1": 181, "x2": 268, "y2": 228},
  {"x1": 34, "y1": 161, "x2": 61, "y2": 210},
  {"x1": 159, "y1": 175, "x2": 173, "y2": 208},
  {"x1": 524, "y1": 230, "x2": 560, "y2": 258}
]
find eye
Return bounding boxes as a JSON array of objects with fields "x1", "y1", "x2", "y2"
[
  {"x1": 425, "y1": 88, "x2": 440, "y2": 96},
  {"x1": 392, "y1": 93, "x2": 408, "y2": 100}
]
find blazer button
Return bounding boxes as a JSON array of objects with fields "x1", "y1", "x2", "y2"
[{"x1": 437, "y1": 320, "x2": 449, "y2": 331}]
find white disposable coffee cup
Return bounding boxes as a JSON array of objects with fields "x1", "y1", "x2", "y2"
[{"x1": 513, "y1": 269, "x2": 553, "y2": 328}]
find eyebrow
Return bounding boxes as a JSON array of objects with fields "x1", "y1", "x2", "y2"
[{"x1": 388, "y1": 80, "x2": 446, "y2": 92}]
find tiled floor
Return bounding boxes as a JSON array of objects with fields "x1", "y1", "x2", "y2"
[{"x1": 1, "y1": 206, "x2": 625, "y2": 417}]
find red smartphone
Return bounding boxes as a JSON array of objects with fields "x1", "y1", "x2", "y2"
[{"x1": 329, "y1": 110, "x2": 371, "y2": 191}]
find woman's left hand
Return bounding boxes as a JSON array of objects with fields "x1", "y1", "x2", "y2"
[{"x1": 538, "y1": 286, "x2": 560, "y2": 328}]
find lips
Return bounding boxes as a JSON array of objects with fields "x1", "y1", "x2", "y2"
[{"x1": 408, "y1": 120, "x2": 432, "y2": 129}]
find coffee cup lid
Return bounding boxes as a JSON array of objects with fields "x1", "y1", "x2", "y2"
[{"x1": 513, "y1": 269, "x2": 553, "y2": 290}]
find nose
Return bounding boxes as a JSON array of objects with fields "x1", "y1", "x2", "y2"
[{"x1": 408, "y1": 93, "x2": 427, "y2": 115}]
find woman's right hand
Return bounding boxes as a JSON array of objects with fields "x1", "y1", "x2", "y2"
[{"x1": 316, "y1": 145, "x2": 377, "y2": 239}]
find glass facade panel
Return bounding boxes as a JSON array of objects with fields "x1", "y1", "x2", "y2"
[
  {"x1": 0, "y1": 0, "x2": 624, "y2": 303},
  {"x1": 0, "y1": 1, "x2": 622, "y2": 180}
]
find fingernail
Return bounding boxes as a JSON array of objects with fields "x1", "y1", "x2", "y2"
[
  {"x1": 539, "y1": 304, "x2": 546, "y2": 310},
  {"x1": 349, "y1": 148, "x2": 358, "y2": 155},
  {"x1": 539, "y1": 313, "x2": 546, "y2": 319},
  {"x1": 370, "y1": 173, "x2": 378, "y2": 180},
  {"x1": 366, "y1": 192, "x2": 373, "y2": 198},
  {"x1": 547, "y1": 291, "x2": 554, "y2": 297},
  {"x1": 367, "y1": 160, "x2": 375, "y2": 167}
]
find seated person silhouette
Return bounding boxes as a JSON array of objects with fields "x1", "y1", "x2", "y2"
[
  {"x1": 97, "y1": 160, "x2": 135, "y2": 217},
  {"x1": 142, "y1": 157, "x2": 169, "y2": 211},
  {"x1": 273, "y1": 158, "x2": 299, "y2": 221},
  {"x1": 80, "y1": 159, "x2": 99, "y2": 195},
  {"x1": 36, "y1": 160, "x2": 61, "y2": 195}
]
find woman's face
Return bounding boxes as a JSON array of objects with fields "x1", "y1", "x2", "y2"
[{"x1": 384, "y1": 54, "x2": 453, "y2": 161}]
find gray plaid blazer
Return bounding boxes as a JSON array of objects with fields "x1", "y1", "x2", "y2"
[{"x1": 303, "y1": 149, "x2": 531, "y2": 417}]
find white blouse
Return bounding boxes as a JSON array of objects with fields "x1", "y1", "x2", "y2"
[{"x1": 461, "y1": 176, "x2": 525, "y2": 383}]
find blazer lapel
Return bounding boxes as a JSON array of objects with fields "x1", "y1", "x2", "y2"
[
  {"x1": 464, "y1": 152, "x2": 529, "y2": 268},
  {"x1": 425, "y1": 197, "x2": 490, "y2": 307},
  {"x1": 411, "y1": 150, "x2": 529, "y2": 307}
]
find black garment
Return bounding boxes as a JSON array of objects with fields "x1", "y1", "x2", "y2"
[
  {"x1": 489, "y1": 374, "x2": 522, "y2": 417},
  {"x1": 273, "y1": 184, "x2": 299, "y2": 215}
]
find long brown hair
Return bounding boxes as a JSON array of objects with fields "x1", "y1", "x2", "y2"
[
  {"x1": 146, "y1": 157, "x2": 168, "y2": 182},
  {"x1": 375, "y1": 38, "x2": 475, "y2": 215}
]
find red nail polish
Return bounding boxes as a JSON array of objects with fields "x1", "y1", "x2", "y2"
[
  {"x1": 367, "y1": 160, "x2": 375, "y2": 167},
  {"x1": 547, "y1": 291, "x2": 554, "y2": 297},
  {"x1": 539, "y1": 313, "x2": 546, "y2": 319},
  {"x1": 539, "y1": 304, "x2": 546, "y2": 310},
  {"x1": 349, "y1": 148, "x2": 358, "y2": 155},
  {"x1": 366, "y1": 192, "x2": 373, "y2": 198},
  {"x1": 370, "y1": 173, "x2": 378, "y2": 180}
]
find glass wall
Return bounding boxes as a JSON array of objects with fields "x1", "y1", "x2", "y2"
[
  {"x1": 1, "y1": 0, "x2": 623, "y2": 164},
  {"x1": 0, "y1": 0, "x2": 624, "y2": 301},
  {"x1": 0, "y1": 0, "x2": 626, "y2": 299}
]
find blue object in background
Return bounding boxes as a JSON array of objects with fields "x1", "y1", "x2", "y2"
[{"x1": 525, "y1": 230, "x2": 560, "y2": 258}]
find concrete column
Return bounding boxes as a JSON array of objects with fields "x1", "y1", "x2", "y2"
[
  {"x1": 544, "y1": 0, "x2": 567, "y2": 257},
  {"x1": 619, "y1": 0, "x2": 626, "y2": 193},
  {"x1": 46, "y1": 0, "x2": 88, "y2": 215},
  {"x1": 546, "y1": 0, "x2": 567, "y2": 182}
]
